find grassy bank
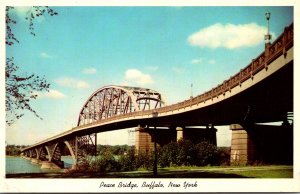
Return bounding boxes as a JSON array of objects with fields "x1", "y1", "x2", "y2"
[{"x1": 6, "y1": 165, "x2": 293, "y2": 178}]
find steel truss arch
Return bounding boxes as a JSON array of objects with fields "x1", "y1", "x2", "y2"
[{"x1": 77, "y1": 85, "x2": 164, "y2": 126}]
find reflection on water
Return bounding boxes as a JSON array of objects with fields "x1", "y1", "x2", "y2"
[
  {"x1": 6, "y1": 156, "x2": 74, "y2": 174},
  {"x1": 62, "y1": 156, "x2": 74, "y2": 169}
]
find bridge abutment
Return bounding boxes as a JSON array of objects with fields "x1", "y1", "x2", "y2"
[
  {"x1": 176, "y1": 126, "x2": 217, "y2": 145},
  {"x1": 135, "y1": 125, "x2": 217, "y2": 154},
  {"x1": 230, "y1": 122, "x2": 293, "y2": 165},
  {"x1": 135, "y1": 126, "x2": 154, "y2": 155},
  {"x1": 40, "y1": 161, "x2": 62, "y2": 169},
  {"x1": 135, "y1": 126, "x2": 178, "y2": 154},
  {"x1": 230, "y1": 124, "x2": 254, "y2": 165},
  {"x1": 176, "y1": 127, "x2": 183, "y2": 141},
  {"x1": 31, "y1": 158, "x2": 41, "y2": 164}
]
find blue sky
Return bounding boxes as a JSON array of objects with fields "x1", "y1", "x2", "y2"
[{"x1": 5, "y1": 6, "x2": 293, "y2": 146}]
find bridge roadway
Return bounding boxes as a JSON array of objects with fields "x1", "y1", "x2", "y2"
[{"x1": 21, "y1": 23, "x2": 293, "y2": 166}]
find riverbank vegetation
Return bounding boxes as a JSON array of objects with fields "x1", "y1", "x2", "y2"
[
  {"x1": 87, "y1": 140, "x2": 230, "y2": 173},
  {"x1": 6, "y1": 145, "x2": 27, "y2": 156}
]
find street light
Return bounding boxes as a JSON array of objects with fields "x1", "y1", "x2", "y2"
[
  {"x1": 152, "y1": 111, "x2": 158, "y2": 177},
  {"x1": 265, "y1": 11, "x2": 272, "y2": 44}
]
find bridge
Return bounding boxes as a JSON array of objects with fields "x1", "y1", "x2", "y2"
[{"x1": 21, "y1": 23, "x2": 293, "y2": 169}]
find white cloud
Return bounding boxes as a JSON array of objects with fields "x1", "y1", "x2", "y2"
[
  {"x1": 35, "y1": 89, "x2": 66, "y2": 99},
  {"x1": 40, "y1": 52, "x2": 52, "y2": 58},
  {"x1": 146, "y1": 66, "x2": 159, "y2": 71},
  {"x1": 208, "y1": 59, "x2": 216, "y2": 64},
  {"x1": 13, "y1": 7, "x2": 45, "y2": 23},
  {"x1": 172, "y1": 67, "x2": 185, "y2": 74},
  {"x1": 191, "y1": 58, "x2": 216, "y2": 65},
  {"x1": 188, "y1": 23, "x2": 273, "y2": 49},
  {"x1": 124, "y1": 69, "x2": 154, "y2": 86},
  {"x1": 191, "y1": 58, "x2": 203, "y2": 64},
  {"x1": 82, "y1": 67, "x2": 97, "y2": 74},
  {"x1": 55, "y1": 77, "x2": 90, "y2": 89},
  {"x1": 14, "y1": 7, "x2": 31, "y2": 16}
]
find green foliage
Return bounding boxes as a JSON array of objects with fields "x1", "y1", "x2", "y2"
[
  {"x1": 89, "y1": 150, "x2": 120, "y2": 172},
  {"x1": 158, "y1": 140, "x2": 219, "y2": 167},
  {"x1": 97, "y1": 144, "x2": 130, "y2": 156},
  {"x1": 216, "y1": 147, "x2": 231, "y2": 166},
  {"x1": 91, "y1": 145, "x2": 140, "y2": 172},
  {"x1": 118, "y1": 148, "x2": 137, "y2": 171},
  {"x1": 89, "y1": 142, "x2": 223, "y2": 173},
  {"x1": 158, "y1": 141, "x2": 179, "y2": 167},
  {"x1": 177, "y1": 139, "x2": 197, "y2": 166},
  {"x1": 194, "y1": 141, "x2": 218, "y2": 166},
  {"x1": 135, "y1": 152, "x2": 153, "y2": 170},
  {"x1": 6, "y1": 144, "x2": 26, "y2": 156}
]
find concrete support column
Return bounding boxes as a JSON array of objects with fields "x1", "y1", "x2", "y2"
[
  {"x1": 35, "y1": 148, "x2": 40, "y2": 159},
  {"x1": 206, "y1": 126, "x2": 217, "y2": 146},
  {"x1": 230, "y1": 124, "x2": 254, "y2": 165},
  {"x1": 176, "y1": 126, "x2": 217, "y2": 145},
  {"x1": 176, "y1": 127, "x2": 183, "y2": 141},
  {"x1": 31, "y1": 158, "x2": 41, "y2": 164},
  {"x1": 135, "y1": 126, "x2": 154, "y2": 155},
  {"x1": 40, "y1": 161, "x2": 61, "y2": 169}
]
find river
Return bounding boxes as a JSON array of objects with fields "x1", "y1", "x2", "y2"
[{"x1": 6, "y1": 156, "x2": 74, "y2": 174}]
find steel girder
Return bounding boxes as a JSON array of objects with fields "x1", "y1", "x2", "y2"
[{"x1": 77, "y1": 85, "x2": 164, "y2": 126}]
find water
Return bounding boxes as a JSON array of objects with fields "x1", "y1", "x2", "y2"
[{"x1": 6, "y1": 156, "x2": 74, "y2": 174}]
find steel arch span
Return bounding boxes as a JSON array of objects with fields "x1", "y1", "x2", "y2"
[{"x1": 77, "y1": 85, "x2": 165, "y2": 126}]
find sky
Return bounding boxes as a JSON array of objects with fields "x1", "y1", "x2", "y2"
[{"x1": 4, "y1": 6, "x2": 294, "y2": 147}]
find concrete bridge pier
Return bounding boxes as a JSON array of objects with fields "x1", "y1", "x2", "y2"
[
  {"x1": 40, "y1": 161, "x2": 62, "y2": 169},
  {"x1": 230, "y1": 124, "x2": 254, "y2": 165},
  {"x1": 135, "y1": 126, "x2": 154, "y2": 155},
  {"x1": 135, "y1": 126, "x2": 177, "y2": 155},
  {"x1": 176, "y1": 126, "x2": 217, "y2": 145},
  {"x1": 31, "y1": 158, "x2": 41, "y2": 164},
  {"x1": 230, "y1": 122, "x2": 293, "y2": 165},
  {"x1": 135, "y1": 125, "x2": 217, "y2": 154}
]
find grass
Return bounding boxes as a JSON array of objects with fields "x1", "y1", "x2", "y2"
[
  {"x1": 6, "y1": 165, "x2": 293, "y2": 178},
  {"x1": 223, "y1": 168, "x2": 293, "y2": 178}
]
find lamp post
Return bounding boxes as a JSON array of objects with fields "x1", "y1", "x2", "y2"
[
  {"x1": 190, "y1": 83, "x2": 193, "y2": 99},
  {"x1": 264, "y1": 11, "x2": 272, "y2": 44},
  {"x1": 152, "y1": 111, "x2": 158, "y2": 177}
]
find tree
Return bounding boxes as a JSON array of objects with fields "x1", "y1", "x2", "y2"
[
  {"x1": 5, "y1": 6, "x2": 58, "y2": 125},
  {"x1": 194, "y1": 141, "x2": 218, "y2": 166},
  {"x1": 158, "y1": 141, "x2": 179, "y2": 167}
]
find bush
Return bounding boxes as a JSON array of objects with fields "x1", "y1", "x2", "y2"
[
  {"x1": 136, "y1": 152, "x2": 153, "y2": 170},
  {"x1": 158, "y1": 140, "x2": 220, "y2": 167},
  {"x1": 177, "y1": 139, "x2": 196, "y2": 166},
  {"x1": 158, "y1": 141, "x2": 179, "y2": 167},
  {"x1": 118, "y1": 148, "x2": 137, "y2": 171},
  {"x1": 216, "y1": 147, "x2": 230, "y2": 166},
  {"x1": 89, "y1": 150, "x2": 120, "y2": 172},
  {"x1": 158, "y1": 140, "x2": 197, "y2": 167},
  {"x1": 194, "y1": 141, "x2": 218, "y2": 166},
  {"x1": 88, "y1": 141, "x2": 224, "y2": 173}
]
